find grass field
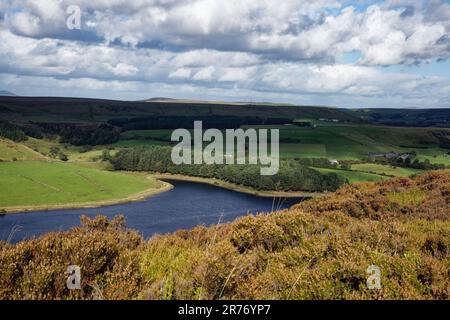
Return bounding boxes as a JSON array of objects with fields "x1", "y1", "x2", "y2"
[
  {"x1": 312, "y1": 167, "x2": 389, "y2": 183},
  {"x1": 351, "y1": 163, "x2": 423, "y2": 177},
  {"x1": 22, "y1": 137, "x2": 61, "y2": 156},
  {"x1": 22, "y1": 137, "x2": 110, "y2": 161},
  {"x1": 0, "y1": 161, "x2": 158, "y2": 209},
  {"x1": 280, "y1": 143, "x2": 327, "y2": 158},
  {"x1": 20, "y1": 137, "x2": 121, "y2": 168},
  {"x1": 403, "y1": 147, "x2": 450, "y2": 166},
  {"x1": 113, "y1": 124, "x2": 450, "y2": 165},
  {"x1": 276, "y1": 123, "x2": 450, "y2": 160},
  {"x1": 267, "y1": 123, "x2": 450, "y2": 162},
  {"x1": 0, "y1": 139, "x2": 47, "y2": 161}
]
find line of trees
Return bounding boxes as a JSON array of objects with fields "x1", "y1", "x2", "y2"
[
  {"x1": 108, "y1": 116, "x2": 292, "y2": 131},
  {"x1": 404, "y1": 158, "x2": 447, "y2": 170},
  {"x1": 58, "y1": 124, "x2": 120, "y2": 146},
  {"x1": 20, "y1": 125, "x2": 44, "y2": 139},
  {"x1": 0, "y1": 121, "x2": 27, "y2": 142},
  {"x1": 111, "y1": 146, "x2": 346, "y2": 192},
  {"x1": 32, "y1": 122, "x2": 120, "y2": 146},
  {"x1": 363, "y1": 156, "x2": 448, "y2": 170}
]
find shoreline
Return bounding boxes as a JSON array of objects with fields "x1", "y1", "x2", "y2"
[
  {"x1": 0, "y1": 180, "x2": 174, "y2": 214},
  {"x1": 153, "y1": 173, "x2": 323, "y2": 198},
  {"x1": 0, "y1": 172, "x2": 323, "y2": 215}
]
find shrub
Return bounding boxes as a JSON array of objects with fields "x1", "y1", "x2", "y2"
[
  {"x1": 0, "y1": 215, "x2": 144, "y2": 300},
  {"x1": 59, "y1": 152, "x2": 69, "y2": 161}
]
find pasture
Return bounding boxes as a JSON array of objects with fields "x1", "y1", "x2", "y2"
[
  {"x1": 312, "y1": 167, "x2": 389, "y2": 183},
  {"x1": 0, "y1": 138, "x2": 46, "y2": 161},
  {"x1": 0, "y1": 161, "x2": 158, "y2": 209},
  {"x1": 111, "y1": 124, "x2": 450, "y2": 165},
  {"x1": 351, "y1": 163, "x2": 423, "y2": 177}
]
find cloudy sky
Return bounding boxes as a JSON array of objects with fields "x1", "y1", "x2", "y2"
[{"x1": 0, "y1": 0, "x2": 449, "y2": 108}]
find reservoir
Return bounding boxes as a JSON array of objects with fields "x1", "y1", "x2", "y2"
[{"x1": 0, "y1": 180, "x2": 303, "y2": 243}]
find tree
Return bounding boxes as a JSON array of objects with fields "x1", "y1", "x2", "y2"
[
  {"x1": 0, "y1": 121, "x2": 27, "y2": 142},
  {"x1": 110, "y1": 146, "x2": 346, "y2": 192},
  {"x1": 49, "y1": 146, "x2": 60, "y2": 159},
  {"x1": 102, "y1": 150, "x2": 112, "y2": 162},
  {"x1": 340, "y1": 163, "x2": 351, "y2": 170}
]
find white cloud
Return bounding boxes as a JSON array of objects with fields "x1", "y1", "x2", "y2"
[
  {"x1": 355, "y1": 4, "x2": 449, "y2": 65},
  {"x1": 5, "y1": 0, "x2": 449, "y2": 65},
  {"x1": 0, "y1": 0, "x2": 449, "y2": 107},
  {"x1": 108, "y1": 63, "x2": 139, "y2": 76},
  {"x1": 192, "y1": 66, "x2": 215, "y2": 81},
  {"x1": 169, "y1": 68, "x2": 191, "y2": 79},
  {"x1": 219, "y1": 67, "x2": 255, "y2": 82}
]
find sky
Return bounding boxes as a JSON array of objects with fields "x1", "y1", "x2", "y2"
[{"x1": 0, "y1": 0, "x2": 449, "y2": 108}]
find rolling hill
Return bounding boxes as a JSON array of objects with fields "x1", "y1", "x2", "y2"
[
  {"x1": 0, "y1": 161, "x2": 160, "y2": 212},
  {"x1": 346, "y1": 108, "x2": 450, "y2": 128},
  {"x1": 0, "y1": 96, "x2": 364, "y2": 124},
  {"x1": 0, "y1": 138, "x2": 47, "y2": 161},
  {"x1": 0, "y1": 91, "x2": 15, "y2": 97},
  {"x1": 1, "y1": 96, "x2": 449, "y2": 128}
]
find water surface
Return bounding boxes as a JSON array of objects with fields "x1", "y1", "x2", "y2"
[{"x1": 0, "y1": 180, "x2": 303, "y2": 243}]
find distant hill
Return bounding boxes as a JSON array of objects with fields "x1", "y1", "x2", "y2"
[
  {"x1": 142, "y1": 97, "x2": 296, "y2": 106},
  {"x1": 142, "y1": 97, "x2": 249, "y2": 105},
  {"x1": 346, "y1": 108, "x2": 450, "y2": 128},
  {"x1": 142, "y1": 97, "x2": 178, "y2": 102},
  {"x1": 0, "y1": 96, "x2": 361, "y2": 124},
  {"x1": 0, "y1": 90, "x2": 16, "y2": 97},
  {"x1": 1, "y1": 95, "x2": 449, "y2": 127}
]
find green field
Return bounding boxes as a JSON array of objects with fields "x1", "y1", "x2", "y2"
[
  {"x1": 280, "y1": 143, "x2": 327, "y2": 158},
  {"x1": 23, "y1": 137, "x2": 109, "y2": 161},
  {"x1": 313, "y1": 163, "x2": 422, "y2": 183},
  {"x1": 406, "y1": 148, "x2": 450, "y2": 166},
  {"x1": 276, "y1": 123, "x2": 450, "y2": 160},
  {"x1": 0, "y1": 161, "x2": 158, "y2": 209},
  {"x1": 351, "y1": 163, "x2": 423, "y2": 177},
  {"x1": 113, "y1": 125, "x2": 450, "y2": 165},
  {"x1": 0, "y1": 139, "x2": 47, "y2": 161},
  {"x1": 312, "y1": 167, "x2": 389, "y2": 183},
  {"x1": 22, "y1": 137, "x2": 61, "y2": 156}
]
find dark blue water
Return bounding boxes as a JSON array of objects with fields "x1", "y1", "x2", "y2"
[{"x1": 0, "y1": 180, "x2": 303, "y2": 243}]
